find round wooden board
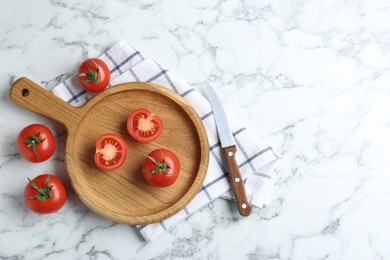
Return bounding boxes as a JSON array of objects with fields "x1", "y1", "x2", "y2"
[{"x1": 10, "y1": 78, "x2": 209, "y2": 225}]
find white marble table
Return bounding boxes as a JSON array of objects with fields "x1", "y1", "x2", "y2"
[{"x1": 1, "y1": 0, "x2": 390, "y2": 259}]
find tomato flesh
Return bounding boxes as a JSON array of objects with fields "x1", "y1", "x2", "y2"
[
  {"x1": 94, "y1": 134, "x2": 127, "y2": 171},
  {"x1": 127, "y1": 108, "x2": 163, "y2": 143}
]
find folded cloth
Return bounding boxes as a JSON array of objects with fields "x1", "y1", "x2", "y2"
[{"x1": 52, "y1": 40, "x2": 281, "y2": 241}]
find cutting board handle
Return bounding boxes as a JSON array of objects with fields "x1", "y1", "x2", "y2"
[{"x1": 9, "y1": 77, "x2": 83, "y2": 130}]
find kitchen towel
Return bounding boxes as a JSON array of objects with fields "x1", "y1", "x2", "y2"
[{"x1": 52, "y1": 40, "x2": 281, "y2": 242}]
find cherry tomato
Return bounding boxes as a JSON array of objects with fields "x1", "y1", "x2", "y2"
[
  {"x1": 17, "y1": 124, "x2": 56, "y2": 163},
  {"x1": 78, "y1": 58, "x2": 110, "y2": 92},
  {"x1": 94, "y1": 134, "x2": 127, "y2": 171},
  {"x1": 127, "y1": 108, "x2": 163, "y2": 143},
  {"x1": 142, "y1": 149, "x2": 180, "y2": 187},
  {"x1": 24, "y1": 174, "x2": 67, "y2": 214}
]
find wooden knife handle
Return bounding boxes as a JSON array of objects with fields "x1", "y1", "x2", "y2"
[{"x1": 223, "y1": 145, "x2": 253, "y2": 216}]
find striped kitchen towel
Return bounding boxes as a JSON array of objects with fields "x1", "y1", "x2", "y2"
[{"x1": 52, "y1": 40, "x2": 281, "y2": 242}]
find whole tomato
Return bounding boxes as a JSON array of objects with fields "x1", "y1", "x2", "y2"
[
  {"x1": 24, "y1": 174, "x2": 67, "y2": 214},
  {"x1": 17, "y1": 124, "x2": 56, "y2": 163},
  {"x1": 142, "y1": 149, "x2": 180, "y2": 187},
  {"x1": 78, "y1": 58, "x2": 110, "y2": 92}
]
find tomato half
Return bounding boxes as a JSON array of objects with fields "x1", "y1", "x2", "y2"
[
  {"x1": 142, "y1": 149, "x2": 180, "y2": 187},
  {"x1": 24, "y1": 174, "x2": 67, "y2": 214},
  {"x1": 78, "y1": 58, "x2": 111, "y2": 92},
  {"x1": 17, "y1": 124, "x2": 56, "y2": 163},
  {"x1": 94, "y1": 134, "x2": 127, "y2": 171},
  {"x1": 127, "y1": 108, "x2": 163, "y2": 143}
]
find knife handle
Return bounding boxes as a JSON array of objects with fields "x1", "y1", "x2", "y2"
[{"x1": 223, "y1": 145, "x2": 253, "y2": 216}]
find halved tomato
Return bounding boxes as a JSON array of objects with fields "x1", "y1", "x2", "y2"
[
  {"x1": 127, "y1": 108, "x2": 163, "y2": 143},
  {"x1": 94, "y1": 134, "x2": 127, "y2": 171}
]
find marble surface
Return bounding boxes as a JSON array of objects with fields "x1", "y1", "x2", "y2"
[{"x1": 1, "y1": 0, "x2": 390, "y2": 259}]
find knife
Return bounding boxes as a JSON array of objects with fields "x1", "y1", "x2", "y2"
[{"x1": 206, "y1": 84, "x2": 253, "y2": 216}]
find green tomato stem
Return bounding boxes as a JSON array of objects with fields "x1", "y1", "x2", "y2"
[
  {"x1": 28, "y1": 176, "x2": 54, "y2": 202},
  {"x1": 24, "y1": 132, "x2": 46, "y2": 160},
  {"x1": 80, "y1": 60, "x2": 100, "y2": 83},
  {"x1": 145, "y1": 155, "x2": 171, "y2": 175}
]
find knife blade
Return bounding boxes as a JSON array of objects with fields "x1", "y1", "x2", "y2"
[{"x1": 206, "y1": 84, "x2": 253, "y2": 216}]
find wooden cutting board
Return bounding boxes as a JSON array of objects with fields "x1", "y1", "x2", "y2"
[{"x1": 10, "y1": 77, "x2": 209, "y2": 225}]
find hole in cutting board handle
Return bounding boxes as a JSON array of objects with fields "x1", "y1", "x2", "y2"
[{"x1": 22, "y1": 88, "x2": 29, "y2": 97}]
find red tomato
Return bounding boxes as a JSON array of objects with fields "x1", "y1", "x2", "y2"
[
  {"x1": 94, "y1": 134, "x2": 127, "y2": 171},
  {"x1": 24, "y1": 174, "x2": 67, "y2": 214},
  {"x1": 142, "y1": 149, "x2": 180, "y2": 187},
  {"x1": 17, "y1": 124, "x2": 56, "y2": 163},
  {"x1": 127, "y1": 108, "x2": 163, "y2": 143},
  {"x1": 78, "y1": 58, "x2": 110, "y2": 92}
]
